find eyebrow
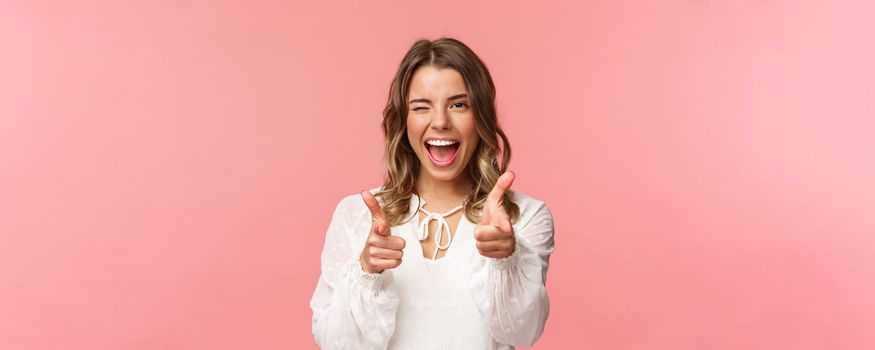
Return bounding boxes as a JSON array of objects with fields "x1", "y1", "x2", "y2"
[{"x1": 408, "y1": 93, "x2": 468, "y2": 104}]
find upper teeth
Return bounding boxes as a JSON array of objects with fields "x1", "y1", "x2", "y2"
[{"x1": 427, "y1": 140, "x2": 458, "y2": 146}]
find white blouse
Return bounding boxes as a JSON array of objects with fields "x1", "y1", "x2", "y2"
[{"x1": 310, "y1": 187, "x2": 556, "y2": 350}]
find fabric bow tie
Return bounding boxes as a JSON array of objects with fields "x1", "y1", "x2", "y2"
[{"x1": 417, "y1": 204, "x2": 464, "y2": 260}]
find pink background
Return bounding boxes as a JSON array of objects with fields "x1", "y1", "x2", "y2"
[{"x1": 1, "y1": 1, "x2": 873, "y2": 349}]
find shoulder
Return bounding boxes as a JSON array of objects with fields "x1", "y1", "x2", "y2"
[
  {"x1": 509, "y1": 189, "x2": 554, "y2": 230},
  {"x1": 510, "y1": 189, "x2": 551, "y2": 217}
]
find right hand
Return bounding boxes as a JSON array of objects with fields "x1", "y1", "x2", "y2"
[{"x1": 359, "y1": 190, "x2": 406, "y2": 274}]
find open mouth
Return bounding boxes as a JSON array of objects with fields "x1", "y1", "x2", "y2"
[{"x1": 424, "y1": 138, "x2": 461, "y2": 168}]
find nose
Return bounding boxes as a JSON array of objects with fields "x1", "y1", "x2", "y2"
[{"x1": 431, "y1": 108, "x2": 451, "y2": 130}]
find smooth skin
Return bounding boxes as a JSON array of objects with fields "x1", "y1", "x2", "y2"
[
  {"x1": 406, "y1": 65, "x2": 478, "y2": 260},
  {"x1": 359, "y1": 190, "x2": 407, "y2": 274},
  {"x1": 359, "y1": 171, "x2": 516, "y2": 273},
  {"x1": 473, "y1": 170, "x2": 517, "y2": 259},
  {"x1": 359, "y1": 65, "x2": 517, "y2": 273}
]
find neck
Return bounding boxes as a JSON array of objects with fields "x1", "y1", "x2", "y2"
[{"x1": 415, "y1": 170, "x2": 472, "y2": 206}]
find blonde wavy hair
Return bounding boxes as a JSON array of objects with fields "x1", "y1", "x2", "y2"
[{"x1": 375, "y1": 37, "x2": 520, "y2": 227}]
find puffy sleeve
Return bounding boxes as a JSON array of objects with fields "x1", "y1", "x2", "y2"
[
  {"x1": 309, "y1": 195, "x2": 400, "y2": 349},
  {"x1": 467, "y1": 199, "x2": 556, "y2": 346}
]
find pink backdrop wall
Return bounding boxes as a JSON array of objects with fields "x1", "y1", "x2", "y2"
[{"x1": 2, "y1": 1, "x2": 873, "y2": 349}]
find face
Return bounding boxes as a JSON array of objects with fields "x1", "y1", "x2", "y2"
[{"x1": 406, "y1": 65, "x2": 480, "y2": 184}]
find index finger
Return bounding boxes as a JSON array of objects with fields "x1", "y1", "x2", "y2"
[
  {"x1": 360, "y1": 190, "x2": 387, "y2": 223},
  {"x1": 486, "y1": 170, "x2": 515, "y2": 204}
]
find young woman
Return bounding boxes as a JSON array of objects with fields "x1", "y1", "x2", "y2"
[{"x1": 310, "y1": 37, "x2": 556, "y2": 350}]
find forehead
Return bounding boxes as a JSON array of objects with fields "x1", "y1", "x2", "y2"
[{"x1": 407, "y1": 66, "x2": 468, "y2": 97}]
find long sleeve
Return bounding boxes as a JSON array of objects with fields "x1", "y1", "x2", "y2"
[
  {"x1": 467, "y1": 200, "x2": 556, "y2": 346},
  {"x1": 310, "y1": 195, "x2": 401, "y2": 349}
]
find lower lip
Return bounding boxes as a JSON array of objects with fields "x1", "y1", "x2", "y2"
[{"x1": 425, "y1": 144, "x2": 460, "y2": 168}]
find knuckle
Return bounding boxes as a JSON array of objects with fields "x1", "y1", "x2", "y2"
[
  {"x1": 390, "y1": 237, "x2": 404, "y2": 249},
  {"x1": 367, "y1": 236, "x2": 379, "y2": 246}
]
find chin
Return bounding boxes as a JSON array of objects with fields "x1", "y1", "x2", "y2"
[{"x1": 428, "y1": 169, "x2": 462, "y2": 181}]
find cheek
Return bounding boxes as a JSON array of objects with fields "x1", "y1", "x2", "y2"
[
  {"x1": 458, "y1": 119, "x2": 479, "y2": 143},
  {"x1": 406, "y1": 118, "x2": 424, "y2": 149}
]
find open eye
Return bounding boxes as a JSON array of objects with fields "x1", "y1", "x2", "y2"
[{"x1": 451, "y1": 102, "x2": 468, "y2": 109}]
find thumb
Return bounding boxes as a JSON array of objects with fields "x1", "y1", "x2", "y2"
[
  {"x1": 490, "y1": 202, "x2": 513, "y2": 231},
  {"x1": 492, "y1": 200, "x2": 513, "y2": 232},
  {"x1": 482, "y1": 170, "x2": 515, "y2": 225},
  {"x1": 486, "y1": 170, "x2": 515, "y2": 204},
  {"x1": 480, "y1": 200, "x2": 494, "y2": 224},
  {"x1": 481, "y1": 202, "x2": 512, "y2": 233}
]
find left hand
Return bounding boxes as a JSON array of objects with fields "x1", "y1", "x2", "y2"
[{"x1": 474, "y1": 170, "x2": 516, "y2": 259}]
